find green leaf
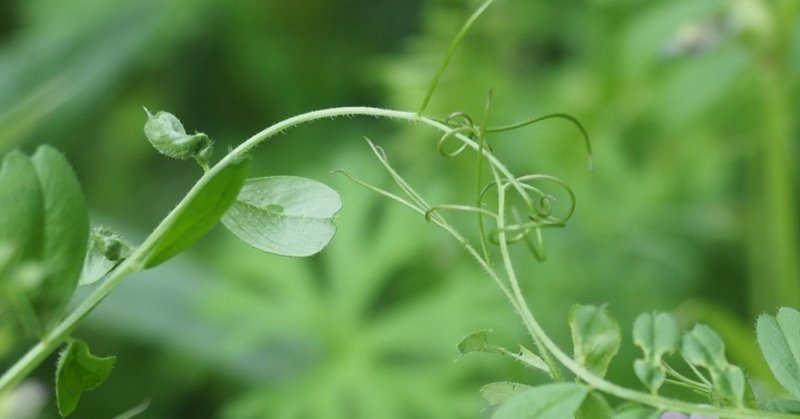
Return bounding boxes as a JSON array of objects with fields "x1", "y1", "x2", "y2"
[
  {"x1": 457, "y1": 329, "x2": 499, "y2": 356},
  {"x1": 55, "y1": 339, "x2": 116, "y2": 417},
  {"x1": 492, "y1": 383, "x2": 589, "y2": 419},
  {"x1": 633, "y1": 312, "x2": 679, "y2": 359},
  {"x1": 569, "y1": 304, "x2": 621, "y2": 378},
  {"x1": 681, "y1": 324, "x2": 744, "y2": 405},
  {"x1": 633, "y1": 360, "x2": 665, "y2": 394},
  {"x1": 576, "y1": 391, "x2": 614, "y2": 419},
  {"x1": 632, "y1": 312, "x2": 679, "y2": 392},
  {"x1": 517, "y1": 345, "x2": 550, "y2": 374},
  {"x1": 0, "y1": 150, "x2": 44, "y2": 263},
  {"x1": 30, "y1": 146, "x2": 89, "y2": 329},
  {"x1": 757, "y1": 307, "x2": 800, "y2": 399},
  {"x1": 142, "y1": 158, "x2": 250, "y2": 268},
  {"x1": 480, "y1": 382, "x2": 533, "y2": 407},
  {"x1": 611, "y1": 405, "x2": 660, "y2": 419},
  {"x1": 221, "y1": 176, "x2": 342, "y2": 257},
  {"x1": 765, "y1": 399, "x2": 800, "y2": 413}
]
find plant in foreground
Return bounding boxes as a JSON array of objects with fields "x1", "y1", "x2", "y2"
[{"x1": 1, "y1": 1, "x2": 800, "y2": 418}]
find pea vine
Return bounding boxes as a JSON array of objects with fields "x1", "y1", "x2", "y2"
[{"x1": 2, "y1": 1, "x2": 800, "y2": 418}]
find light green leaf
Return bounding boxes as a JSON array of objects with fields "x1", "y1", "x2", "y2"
[
  {"x1": 31, "y1": 146, "x2": 89, "y2": 330},
  {"x1": 142, "y1": 158, "x2": 250, "y2": 268},
  {"x1": 633, "y1": 312, "x2": 679, "y2": 392},
  {"x1": 634, "y1": 312, "x2": 679, "y2": 359},
  {"x1": 681, "y1": 324, "x2": 744, "y2": 405},
  {"x1": 221, "y1": 176, "x2": 342, "y2": 257},
  {"x1": 633, "y1": 360, "x2": 665, "y2": 394},
  {"x1": 55, "y1": 339, "x2": 116, "y2": 417},
  {"x1": 569, "y1": 304, "x2": 621, "y2": 378},
  {"x1": 516, "y1": 345, "x2": 550, "y2": 374},
  {"x1": 492, "y1": 383, "x2": 589, "y2": 419},
  {"x1": 480, "y1": 382, "x2": 533, "y2": 407},
  {"x1": 457, "y1": 329, "x2": 499, "y2": 356},
  {"x1": 765, "y1": 399, "x2": 800, "y2": 413},
  {"x1": 757, "y1": 307, "x2": 800, "y2": 399},
  {"x1": 0, "y1": 150, "x2": 44, "y2": 263}
]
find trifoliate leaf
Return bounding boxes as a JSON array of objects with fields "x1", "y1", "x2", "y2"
[
  {"x1": 681, "y1": 324, "x2": 744, "y2": 405},
  {"x1": 569, "y1": 304, "x2": 621, "y2": 378},
  {"x1": 222, "y1": 176, "x2": 342, "y2": 257},
  {"x1": 55, "y1": 339, "x2": 116, "y2": 417},
  {"x1": 142, "y1": 158, "x2": 250, "y2": 268},
  {"x1": 757, "y1": 307, "x2": 800, "y2": 399},
  {"x1": 492, "y1": 383, "x2": 589, "y2": 419}
]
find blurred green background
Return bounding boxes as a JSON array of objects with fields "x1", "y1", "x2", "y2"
[{"x1": 1, "y1": 0, "x2": 799, "y2": 417}]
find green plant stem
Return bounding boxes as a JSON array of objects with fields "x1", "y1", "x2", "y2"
[
  {"x1": 3, "y1": 106, "x2": 798, "y2": 419},
  {"x1": 487, "y1": 164, "x2": 796, "y2": 418},
  {"x1": 0, "y1": 258, "x2": 139, "y2": 394}
]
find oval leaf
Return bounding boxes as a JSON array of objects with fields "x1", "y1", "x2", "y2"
[
  {"x1": 222, "y1": 176, "x2": 342, "y2": 257},
  {"x1": 142, "y1": 158, "x2": 250, "y2": 268},
  {"x1": 56, "y1": 339, "x2": 116, "y2": 417},
  {"x1": 480, "y1": 382, "x2": 533, "y2": 407},
  {"x1": 31, "y1": 146, "x2": 89, "y2": 329},
  {"x1": 0, "y1": 150, "x2": 44, "y2": 263},
  {"x1": 492, "y1": 383, "x2": 589, "y2": 419},
  {"x1": 633, "y1": 312, "x2": 679, "y2": 392},
  {"x1": 569, "y1": 304, "x2": 621, "y2": 378},
  {"x1": 757, "y1": 307, "x2": 800, "y2": 399}
]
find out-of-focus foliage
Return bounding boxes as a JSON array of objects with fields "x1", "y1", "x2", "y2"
[{"x1": 0, "y1": 0, "x2": 798, "y2": 417}]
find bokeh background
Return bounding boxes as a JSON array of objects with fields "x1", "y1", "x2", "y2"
[{"x1": 1, "y1": 0, "x2": 799, "y2": 417}]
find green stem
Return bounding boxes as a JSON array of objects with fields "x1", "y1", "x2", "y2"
[
  {"x1": 0, "y1": 258, "x2": 139, "y2": 394},
  {"x1": 3, "y1": 105, "x2": 797, "y2": 419}
]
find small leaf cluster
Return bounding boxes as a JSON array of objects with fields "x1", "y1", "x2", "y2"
[{"x1": 458, "y1": 305, "x2": 800, "y2": 418}]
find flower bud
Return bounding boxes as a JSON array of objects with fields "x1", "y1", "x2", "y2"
[{"x1": 143, "y1": 108, "x2": 213, "y2": 169}]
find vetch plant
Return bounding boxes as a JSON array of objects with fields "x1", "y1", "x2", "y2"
[{"x1": 1, "y1": 1, "x2": 799, "y2": 417}]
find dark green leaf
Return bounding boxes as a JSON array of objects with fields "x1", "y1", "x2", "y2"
[
  {"x1": 31, "y1": 146, "x2": 89, "y2": 329},
  {"x1": 222, "y1": 176, "x2": 342, "y2": 257},
  {"x1": 480, "y1": 382, "x2": 533, "y2": 407},
  {"x1": 681, "y1": 324, "x2": 744, "y2": 405},
  {"x1": 142, "y1": 158, "x2": 250, "y2": 268},
  {"x1": 55, "y1": 339, "x2": 116, "y2": 417},
  {"x1": 569, "y1": 304, "x2": 621, "y2": 378},
  {"x1": 757, "y1": 307, "x2": 800, "y2": 399},
  {"x1": 492, "y1": 383, "x2": 588, "y2": 419}
]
